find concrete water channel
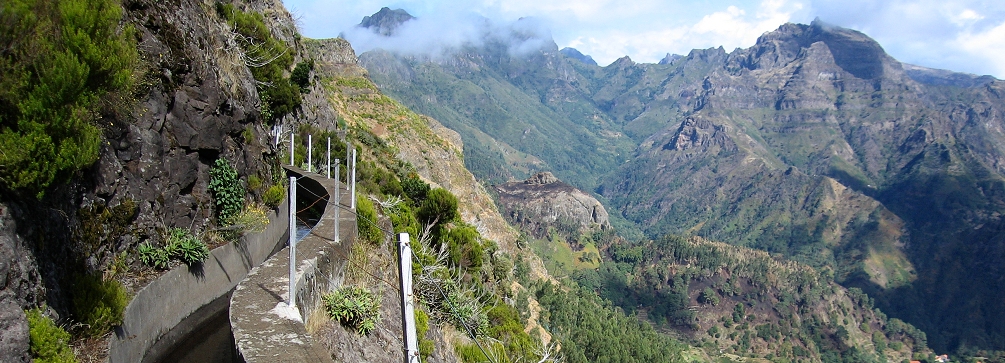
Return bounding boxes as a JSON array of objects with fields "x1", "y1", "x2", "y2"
[
  {"x1": 109, "y1": 166, "x2": 354, "y2": 363},
  {"x1": 151, "y1": 221, "x2": 315, "y2": 363}
]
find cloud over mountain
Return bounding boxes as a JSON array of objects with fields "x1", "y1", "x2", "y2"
[{"x1": 338, "y1": 6, "x2": 553, "y2": 59}]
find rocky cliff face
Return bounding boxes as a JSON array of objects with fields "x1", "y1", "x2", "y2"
[
  {"x1": 0, "y1": 0, "x2": 299, "y2": 360},
  {"x1": 495, "y1": 172, "x2": 610, "y2": 238}
]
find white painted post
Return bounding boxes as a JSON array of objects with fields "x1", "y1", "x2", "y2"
[
  {"x1": 274, "y1": 124, "x2": 280, "y2": 146},
  {"x1": 334, "y1": 159, "x2": 340, "y2": 243},
  {"x1": 397, "y1": 233, "x2": 419, "y2": 363},
  {"x1": 288, "y1": 176, "x2": 297, "y2": 308},
  {"x1": 307, "y1": 134, "x2": 313, "y2": 172},
  {"x1": 350, "y1": 148, "x2": 357, "y2": 210},
  {"x1": 326, "y1": 137, "x2": 331, "y2": 179},
  {"x1": 289, "y1": 133, "x2": 295, "y2": 166}
]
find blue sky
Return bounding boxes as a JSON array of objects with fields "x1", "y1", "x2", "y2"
[{"x1": 280, "y1": 0, "x2": 1005, "y2": 78}]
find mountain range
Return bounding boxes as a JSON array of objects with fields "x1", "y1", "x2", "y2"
[{"x1": 356, "y1": 10, "x2": 1005, "y2": 353}]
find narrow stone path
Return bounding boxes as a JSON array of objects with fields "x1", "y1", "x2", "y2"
[{"x1": 229, "y1": 166, "x2": 356, "y2": 363}]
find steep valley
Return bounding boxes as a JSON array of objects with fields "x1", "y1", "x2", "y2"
[
  {"x1": 359, "y1": 12, "x2": 1005, "y2": 354},
  {"x1": 2, "y1": 0, "x2": 1005, "y2": 361}
]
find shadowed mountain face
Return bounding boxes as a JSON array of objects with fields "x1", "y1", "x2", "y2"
[
  {"x1": 359, "y1": 14, "x2": 1005, "y2": 352},
  {"x1": 358, "y1": 7, "x2": 414, "y2": 36}
]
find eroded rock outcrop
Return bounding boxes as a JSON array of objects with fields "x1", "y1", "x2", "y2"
[{"x1": 495, "y1": 172, "x2": 610, "y2": 238}]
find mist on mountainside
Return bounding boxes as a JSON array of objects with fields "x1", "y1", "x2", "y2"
[{"x1": 341, "y1": 6, "x2": 552, "y2": 60}]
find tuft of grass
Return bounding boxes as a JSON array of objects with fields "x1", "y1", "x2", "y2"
[
  {"x1": 322, "y1": 286, "x2": 381, "y2": 335},
  {"x1": 138, "y1": 242, "x2": 170, "y2": 269},
  {"x1": 71, "y1": 274, "x2": 128, "y2": 337},
  {"x1": 164, "y1": 228, "x2": 209, "y2": 266},
  {"x1": 223, "y1": 204, "x2": 270, "y2": 240},
  {"x1": 27, "y1": 308, "x2": 77, "y2": 363}
]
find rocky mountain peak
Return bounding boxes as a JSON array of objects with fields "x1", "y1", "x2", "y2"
[
  {"x1": 658, "y1": 53, "x2": 682, "y2": 65},
  {"x1": 732, "y1": 19, "x2": 896, "y2": 80},
  {"x1": 611, "y1": 55, "x2": 635, "y2": 67},
  {"x1": 525, "y1": 171, "x2": 559, "y2": 185},
  {"x1": 559, "y1": 47, "x2": 598, "y2": 66},
  {"x1": 358, "y1": 7, "x2": 414, "y2": 36}
]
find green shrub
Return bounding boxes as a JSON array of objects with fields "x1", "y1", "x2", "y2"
[
  {"x1": 699, "y1": 287, "x2": 720, "y2": 306},
  {"x1": 291, "y1": 59, "x2": 314, "y2": 93},
  {"x1": 138, "y1": 242, "x2": 170, "y2": 269},
  {"x1": 247, "y1": 174, "x2": 262, "y2": 191},
  {"x1": 263, "y1": 182, "x2": 285, "y2": 208},
  {"x1": 165, "y1": 228, "x2": 209, "y2": 266},
  {"x1": 417, "y1": 188, "x2": 459, "y2": 225},
  {"x1": 415, "y1": 309, "x2": 435, "y2": 360},
  {"x1": 71, "y1": 274, "x2": 128, "y2": 337},
  {"x1": 492, "y1": 255, "x2": 513, "y2": 281},
  {"x1": 27, "y1": 308, "x2": 77, "y2": 363},
  {"x1": 0, "y1": 0, "x2": 135, "y2": 196},
  {"x1": 323, "y1": 286, "x2": 381, "y2": 335},
  {"x1": 456, "y1": 343, "x2": 492, "y2": 363},
  {"x1": 401, "y1": 173, "x2": 430, "y2": 205},
  {"x1": 356, "y1": 195, "x2": 382, "y2": 245},
  {"x1": 444, "y1": 225, "x2": 484, "y2": 272},
  {"x1": 208, "y1": 158, "x2": 245, "y2": 223}
]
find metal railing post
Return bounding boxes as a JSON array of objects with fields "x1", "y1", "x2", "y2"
[
  {"x1": 289, "y1": 133, "x2": 294, "y2": 166},
  {"x1": 288, "y1": 176, "x2": 297, "y2": 307},
  {"x1": 334, "y1": 159, "x2": 340, "y2": 243},
  {"x1": 351, "y1": 148, "x2": 357, "y2": 210},
  {"x1": 398, "y1": 233, "x2": 419, "y2": 363}
]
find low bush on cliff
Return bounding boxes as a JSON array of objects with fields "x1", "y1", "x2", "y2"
[
  {"x1": 164, "y1": 228, "x2": 209, "y2": 265},
  {"x1": 263, "y1": 182, "x2": 286, "y2": 208},
  {"x1": 209, "y1": 158, "x2": 245, "y2": 223},
  {"x1": 216, "y1": 3, "x2": 301, "y2": 123},
  {"x1": 355, "y1": 195, "x2": 382, "y2": 245},
  {"x1": 138, "y1": 228, "x2": 210, "y2": 269},
  {"x1": 71, "y1": 274, "x2": 128, "y2": 337},
  {"x1": 27, "y1": 308, "x2": 77, "y2": 363},
  {"x1": 323, "y1": 285, "x2": 381, "y2": 335},
  {"x1": 0, "y1": 0, "x2": 136, "y2": 197}
]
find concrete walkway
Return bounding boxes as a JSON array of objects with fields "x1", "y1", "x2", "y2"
[{"x1": 229, "y1": 166, "x2": 356, "y2": 363}]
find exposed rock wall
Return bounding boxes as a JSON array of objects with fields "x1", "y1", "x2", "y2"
[
  {"x1": 0, "y1": 203, "x2": 38, "y2": 363},
  {"x1": 495, "y1": 172, "x2": 610, "y2": 239}
]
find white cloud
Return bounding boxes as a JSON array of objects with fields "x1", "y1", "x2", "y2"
[
  {"x1": 337, "y1": 5, "x2": 554, "y2": 60},
  {"x1": 281, "y1": 0, "x2": 1004, "y2": 78},
  {"x1": 957, "y1": 20, "x2": 1005, "y2": 77},
  {"x1": 951, "y1": 9, "x2": 984, "y2": 26},
  {"x1": 567, "y1": 0, "x2": 802, "y2": 65}
]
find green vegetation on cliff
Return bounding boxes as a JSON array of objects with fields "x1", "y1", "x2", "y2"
[
  {"x1": 216, "y1": 2, "x2": 303, "y2": 122},
  {"x1": 0, "y1": 0, "x2": 136, "y2": 196},
  {"x1": 572, "y1": 234, "x2": 927, "y2": 362}
]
